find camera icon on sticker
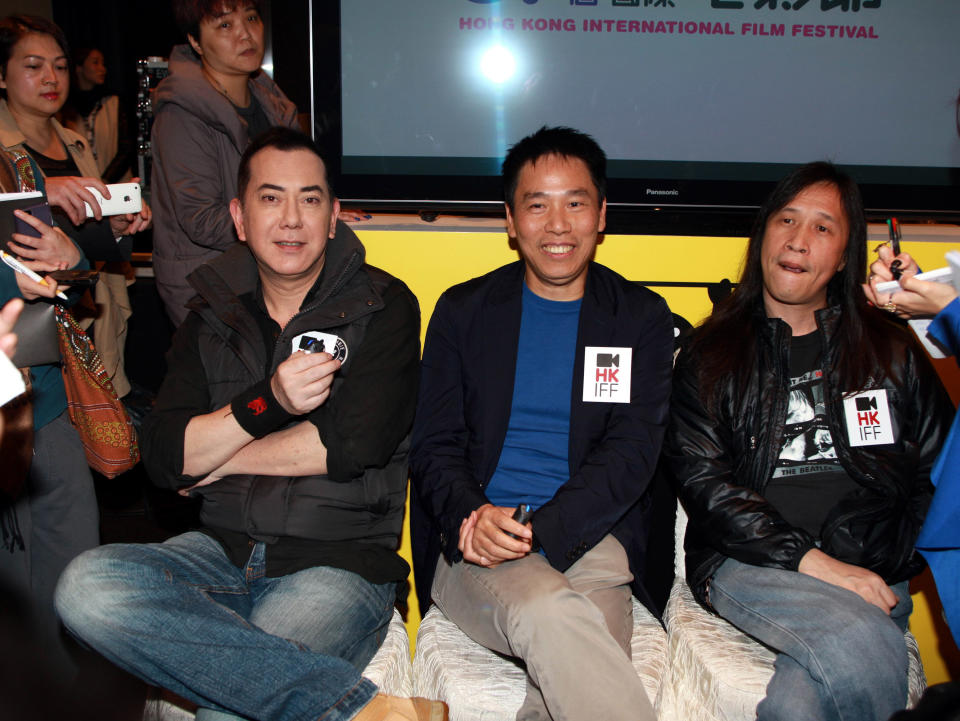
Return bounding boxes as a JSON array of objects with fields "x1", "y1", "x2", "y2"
[{"x1": 291, "y1": 331, "x2": 348, "y2": 363}]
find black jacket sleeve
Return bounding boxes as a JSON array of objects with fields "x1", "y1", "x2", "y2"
[
  {"x1": 310, "y1": 278, "x2": 421, "y2": 481},
  {"x1": 140, "y1": 313, "x2": 211, "y2": 491}
]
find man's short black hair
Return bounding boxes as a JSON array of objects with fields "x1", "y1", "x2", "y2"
[
  {"x1": 237, "y1": 127, "x2": 335, "y2": 202},
  {"x1": 501, "y1": 126, "x2": 606, "y2": 211},
  {"x1": 172, "y1": 0, "x2": 260, "y2": 42}
]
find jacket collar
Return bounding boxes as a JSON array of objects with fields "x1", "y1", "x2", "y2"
[
  {"x1": 487, "y1": 260, "x2": 611, "y2": 311},
  {"x1": 187, "y1": 218, "x2": 366, "y2": 314},
  {"x1": 184, "y1": 220, "x2": 368, "y2": 375},
  {"x1": 756, "y1": 302, "x2": 842, "y2": 341},
  {"x1": 0, "y1": 99, "x2": 89, "y2": 165},
  {"x1": 0, "y1": 99, "x2": 100, "y2": 177}
]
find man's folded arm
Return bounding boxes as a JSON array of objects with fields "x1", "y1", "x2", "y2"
[
  {"x1": 191, "y1": 420, "x2": 328, "y2": 484},
  {"x1": 310, "y1": 278, "x2": 422, "y2": 481},
  {"x1": 142, "y1": 316, "x2": 318, "y2": 489},
  {"x1": 142, "y1": 314, "x2": 227, "y2": 491}
]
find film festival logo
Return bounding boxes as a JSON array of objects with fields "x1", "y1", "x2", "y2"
[
  {"x1": 853, "y1": 395, "x2": 882, "y2": 442},
  {"x1": 843, "y1": 389, "x2": 893, "y2": 447},
  {"x1": 583, "y1": 347, "x2": 632, "y2": 404},
  {"x1": 595, "y1": 353, "x2": 620, "y2": 398}
]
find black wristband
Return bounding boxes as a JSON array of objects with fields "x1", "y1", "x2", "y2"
[{"x1": 230, "y1": 378, "x2": 293, "y2": 439}]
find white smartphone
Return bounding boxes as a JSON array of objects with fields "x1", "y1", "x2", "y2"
[{"x1": 84, "y1": 182, "x2": 142, "y2": 218}]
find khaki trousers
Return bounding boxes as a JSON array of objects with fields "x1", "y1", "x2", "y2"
[{"x1": 432, "y1": 534, "x2": 655, "y2": 721}]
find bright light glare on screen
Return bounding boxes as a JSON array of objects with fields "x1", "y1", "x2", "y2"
[{"x1": 480, "y1": 45, "x2": 515, "y2": 84}]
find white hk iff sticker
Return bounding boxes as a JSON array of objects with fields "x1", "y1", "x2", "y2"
[
  {"x1": 582, "y1": 346, "x2": 632, "y2": 403},
  {"x1": 291, "y1": 331, "x2": 348, "y2": 363},
  {"x1": 843, "y1": 389, "x2": 894, "y2": 447}
]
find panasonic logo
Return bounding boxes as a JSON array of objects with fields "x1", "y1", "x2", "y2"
[{"x1": 646, "y1": 188, "x2": 680, "y2": 196}]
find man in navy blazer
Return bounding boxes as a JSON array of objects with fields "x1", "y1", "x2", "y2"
[{"x1": 410, "y1": 127, "x2": 672, "y2": 721}]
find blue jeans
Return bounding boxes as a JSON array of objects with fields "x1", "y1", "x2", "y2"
[
  {"x1": 709, "y1": 557, "x2": 912, "y2": 721},
  {"x1": 54, "y1": 531, "x2": 395, "y2": 721}
]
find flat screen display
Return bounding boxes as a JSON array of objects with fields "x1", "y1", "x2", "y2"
[{"x1": 326, "y1": 0, "x2": 960, "y2": 220}]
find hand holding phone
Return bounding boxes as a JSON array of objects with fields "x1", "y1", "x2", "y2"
[
  {"x1": 84, "y1": 182, "x2": 142, "y2": 218},
  {"x1": 506, "y1": 503, "x2": 533, "y2": 540},
  {"x1": 12, "y1": 202, "x2": 53, "y2": 239},
  {"x1": 43, "y1": 175, "x2": 109, "y2": 224},
  {"x1": 10, "y1": 209, "x2": 83, "y2": 270}
]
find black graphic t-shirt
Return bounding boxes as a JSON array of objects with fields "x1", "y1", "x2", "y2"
[{"x1": 764, "y1": 330, "x2": 858, "y2": 538}]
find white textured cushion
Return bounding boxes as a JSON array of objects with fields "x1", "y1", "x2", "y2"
[
  {"x1": 658, "y1": 578, "x2": 927, "y2": 720},
  {"x1": 657, "y1": 579, "x2": 776, "y2": 721},
  {"x1": 364, "y1": 608, "x2": 414, "y2": 696},
  {"x1": 143, "y1": 608, "x2": 412, "y2": 720},
  {"x1": 662, "y1": 506, "x2": 927, "y2": 720},
  {"x1": 413, "y1": 597, "x2": 666, "y2": 721}
]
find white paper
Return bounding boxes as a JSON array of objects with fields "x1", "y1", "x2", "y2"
[{"x1": 0, "y1": 352, "x2": 25, "y2": 407}]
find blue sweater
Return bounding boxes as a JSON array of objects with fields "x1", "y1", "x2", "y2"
[{"x1": 486, "y1": 284, "x2": 581, "y2": 510}]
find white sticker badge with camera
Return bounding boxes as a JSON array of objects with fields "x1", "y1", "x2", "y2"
[
  {"x1": 582, "y1": 346, "x2": 632, "y2": 403},
  {"x1": 291, "y1": 331, "x2": 348, "y2": 363},
  {"x1": 842, "y1": 389, "x2": 895, "y2": 447}
]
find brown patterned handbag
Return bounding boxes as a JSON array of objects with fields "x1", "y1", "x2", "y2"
[{"x1": 56, "y1": 305, "x2": 139, "y2": 477}]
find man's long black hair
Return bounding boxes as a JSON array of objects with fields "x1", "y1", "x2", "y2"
[{"x1": 688, "y1": 161, "x2": 900, "y2": 409}]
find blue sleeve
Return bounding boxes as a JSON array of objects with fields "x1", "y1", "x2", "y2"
[{"x1": 928, "y1": 298, "x2": 960, "y2": 362}]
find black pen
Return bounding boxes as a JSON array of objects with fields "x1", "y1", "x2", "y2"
[{"x1": 888, "y1": 217, "x2": 903, "y2": 280}]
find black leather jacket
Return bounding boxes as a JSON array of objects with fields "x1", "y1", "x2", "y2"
[{"x1": 665, "y1": 305, "x2": 953, "y2": 607}]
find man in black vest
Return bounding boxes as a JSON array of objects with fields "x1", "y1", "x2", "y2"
[{"x1": 55, "y1": 128, "x2": 446, "y2": 721}]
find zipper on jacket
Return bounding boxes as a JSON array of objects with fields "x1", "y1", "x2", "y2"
[{"x1": 758, "y1": 319, "x2": 790, "y2": 491}]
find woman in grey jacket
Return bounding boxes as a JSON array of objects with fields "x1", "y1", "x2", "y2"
[{"x1": 151, "y1": 0, "x2": 299, "y2": 327}]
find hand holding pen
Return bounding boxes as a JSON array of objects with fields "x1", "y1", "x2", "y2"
[{"x1": 0, "y1": 250, "x2": 68, "y2": 301}]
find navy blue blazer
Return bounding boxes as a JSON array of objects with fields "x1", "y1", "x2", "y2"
[{"x1": 409, "y1": 261, "x2": 673, "y2": 613}]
